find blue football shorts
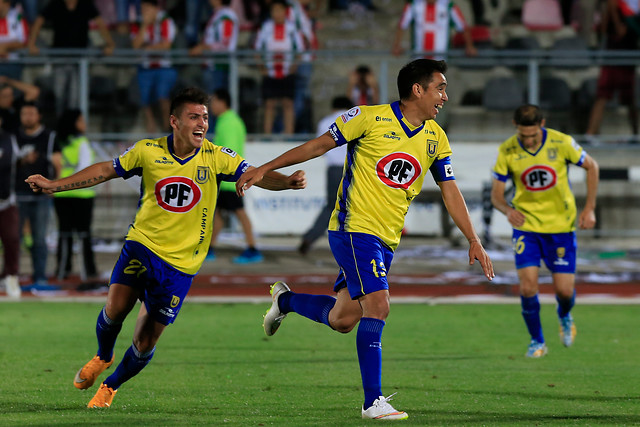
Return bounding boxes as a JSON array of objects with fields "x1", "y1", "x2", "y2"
[
  {"x1": 328, "y1": 231, "x2": 394, "y2": 299},
  {"x1": 512, "y1": 229, "x2": 577, "y2": 274},
  {"x1": 110, "y1": 240, "x2": 194, "y2": 325}
]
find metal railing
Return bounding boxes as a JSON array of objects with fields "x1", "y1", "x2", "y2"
[{"x1": 5, "y1": 47, "x2": 640, "y2": 141}]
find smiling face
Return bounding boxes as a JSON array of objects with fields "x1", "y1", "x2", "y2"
[
  {"x1": 170, "y1": 103, "x2": 209, "y2": 152},
  {"x1": 418, "y1": 71, "x2": 448, "y2": 121}
]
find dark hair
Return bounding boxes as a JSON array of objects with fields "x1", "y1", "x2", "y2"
[
  {"x1": 141, "y1": 0, "x2": 158, "y2": 5},
  {"x1": 20, "y1": 100, "x2": 40, "y2": 113},
  {"x1": 221, "y1": 0, "x2": 232, "y2": 5},
  {"x1": 513, "y1": 104, "x2": 544, "y2": 126},
  {"x1": 332, "y1": 96, "x2": 353, "y2": 110},
  {"x1": 212, "y1": 88, "x2": 231, "y2": 107},
  {"x1": 355, "y1": 65, "x2": 371, "y2": 75},
  {"x1": 397, "y1": 59, "x2": 447, "y2": 100},
  {"x1": 271, "y1": 0, "x2": 288, "y2": 8},
  {"x1": 170, "y1": 87, "x2": 210, "y2": 117},
  {"x1": 56, "y1": 109, "x2": 82, "y2": 144}
]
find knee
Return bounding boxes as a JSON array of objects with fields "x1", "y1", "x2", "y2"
[
  {"x1": 329, "y1": 314, "x2": 360, "y2": 334},
  {"x1": 519, "y1": 281, "x2": 538, "y2": 298},
  {"x1": 132, "y1": 336, "x2": 156, "y2": 353}
]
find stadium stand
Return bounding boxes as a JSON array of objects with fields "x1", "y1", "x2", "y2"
[
  {"x1": 482, "y1": 76, "x2": 525, "y2": 111},
  {"x1": 521, "y1": 0, "x2": 564, "y2": 31}
]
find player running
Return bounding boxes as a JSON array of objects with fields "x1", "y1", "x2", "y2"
[
  {"x1": 491, "y1": 104, "x2": 599, "y2": 358},
  {"x1": 25, "y1": 87, "x2": 306, "y2": 408},
  {"x1": 236, "y1": 59, "x2": 494, "y2": 420}
]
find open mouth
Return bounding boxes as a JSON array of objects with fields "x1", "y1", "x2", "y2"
[{"x1": 193, "y1": 130, "x2": 204, "y2": 141}]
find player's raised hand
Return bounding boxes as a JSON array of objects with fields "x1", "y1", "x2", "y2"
[
  {"x1": 236, "y1": 166, "x2": 265, "y2": 196},
  {"x1": 578, "y1": 208, "x2": 596, "y2": 230},
  {"x1": 25, "y1": 174, "x2": 53, "y2": 194},
  {"x1": 287, "y1": 170, "x2": 306, "y2": 190},
  {"x1": 468, "y1": 241, "x2": 495, "y2": 281}
]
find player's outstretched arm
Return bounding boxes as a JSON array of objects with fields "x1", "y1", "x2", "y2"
[
  {"x1": 578, "y1": 154, "x2": 599, "y2": 229},
  {"x1": 25, "y1": 161, "x2": 118, "y2": 194},
  {"x1": 236, "y1": 132, "x2": 336, "y2": 196},
  {"x1": 439, "y1": 180, "x2": 495, "y2": 281},
  {"x1": 254, "y1": 169, "x2": 307, "y2": 191}
]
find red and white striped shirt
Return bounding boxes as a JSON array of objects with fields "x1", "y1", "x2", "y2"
[
  {"x1": 398, "y1": 0, "x2": 468, "y2": 59},
  {"x1": 203, "y1": 7, "x2": 238, "y2": 51},
  {"x1": 254, "y1": 19, "x2": 304, "y2": 78},
  {"x1": 130, "y1": 11, "x2": 176, "y2": 68},
  {"x1": 0, "y1": 7, "x2": 28, "y2": 59},
  {"x1": 286, "y1": 0, "x2": 317, "y2": 61}
]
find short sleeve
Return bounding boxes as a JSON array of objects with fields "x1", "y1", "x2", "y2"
[
  {"x1": 492, "y1": 148, "x2": 510, "y2": 182},
  {"x1": 113, "y1": 142, "x2": 143, "y2": 179},
  {"x1": 214, "y1": 146, "x2": 249, "y2": 182},
  {"x1": 328, "y1": 106, "x2": 368, "y2": 146}
]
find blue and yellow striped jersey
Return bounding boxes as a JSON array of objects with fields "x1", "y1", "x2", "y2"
[
  {"x1": 327, "y1": 102, "x2": 455, "y2": 250},
  {"x1": 113, "y1": 135, "x2": 248, "y2": 274},
  {"x1": 492, "y1": 127, "x2": 586, "y2": 233}
]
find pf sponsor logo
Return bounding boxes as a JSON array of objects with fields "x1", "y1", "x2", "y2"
[
  {"x1": 376, "y1": 152, "x2": 422, "y2": 189},
  {"x1": 155, "y1": 176, "x2": 202, "y2": 213},
  {"x1": 521, "y1": 165, "x2": 556, "y2": 191}
]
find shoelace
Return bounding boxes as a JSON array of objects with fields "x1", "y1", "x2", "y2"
[{"x1": 374, "y1": 392, "x2": 398, "y2": 410}]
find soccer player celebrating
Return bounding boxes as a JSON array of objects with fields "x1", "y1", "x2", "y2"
[
  {"x1": 25, "y1": 87, "x2": 306, "y2": 408},
  {"x1": 236, "y1": 59, "x2": 494, "y2": 420},
  {"x1": 491, "y1": 104, "x2": 599, "y2": 358}
]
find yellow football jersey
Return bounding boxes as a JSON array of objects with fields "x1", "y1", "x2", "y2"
[
  {"x1": 327, "y1": 102, "x2": 454, "y2": 250},
  {"x1": 492, "y1": 127, "x2": 586, "y2": 233},
  {"x1": 113, "y1": 135, "x2": 248, "y2": 274}
]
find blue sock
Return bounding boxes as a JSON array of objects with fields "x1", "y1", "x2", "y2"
[
  {"x1": 357, "y1": 317, "x2": 385, "y2": 409},
  {"x1": 96, "y1": 307, "x2": 122, "y2": 362},
  {"x1": 279, "y1": 291, "x2": 336, "y2": 328},
  {"x1": 521, "y1": 294, "x2": 544, "y2": 343},
  {"x1": 556, "y1": 289, "x2": 576, "y2": 318},
  {"x1": 103, "y1": 344, "x2": 155, "y2": 390}
]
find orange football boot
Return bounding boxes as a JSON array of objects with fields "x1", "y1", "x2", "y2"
[
  {"x1": 87, "y1": 383, "x2": 117, "y2": 408},
  {"x1": 74, "y1": 355, "x2": 115, "y2": 390}
]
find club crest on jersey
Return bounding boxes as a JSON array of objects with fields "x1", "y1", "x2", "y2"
[
  {"x1": 170, "y1": 295, "x2": 180, "y2": 308},
  {"x1": 155, "y1": 176, "x2": 202, "y2": 213},
  {"x1": 547, "y1": 148, "x2": 557, "y2": 161},
  {"x1": 340, "y1": 107, "x2": 361, "y2": 123},
  {"x1": 376, "y1": 152, "x2": 422, "y2": 189},
  {"x1": 521, "y1": 165, "x2": 557, "y2": 191},
  {"x1": 196, "y1": 166, "x2": 210, "y2": 184},
  {"x1": 427, "y1": 140, "x2": 438, "y2": 157}
]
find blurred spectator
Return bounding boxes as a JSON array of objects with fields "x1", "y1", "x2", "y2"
[
  {"x1": 185, "y1": 0, "x2": 212, "y2": 47},
  {"x1": 254, "y1": 0, "x2": 304, "y2": 134},
  {"x1": 131, "y1": 0, "x2": 177, "y2": 133},
  {"x1": 12, "y1": 0, "x2": 38, "y2": 23},
  {"x1": 115, "y1": 0, "x2": 141, "y2": 35},
  {"x1": 207, "y1": 88, "x2": 264, "y2": 264},
  {"x1": 329, "y1": 0, "x2": 376, "y2": 11},
  {"x1": 27, "y1": 0, "x2": 115, "y2": 115},
  {"x1": 392, "y1": 0, "x2": 477, "y2": 59},
  {"x1": 347, "y1": 64, "x2": 379, "y2": 106},
  {"x1": 189, "y1": 0, "x2": 239, "y2": 94},
  {"x1": 0, "y1": 75, "x2": 40, "y2": 135},
  {"x1": 298, "y1": 95, "x2": 353, "y2": 255},
  {"x1": 0, "y1": 0, "x2": 29, "y2": 80},
  {"x1": 585, "y1": 0, "x2": 638, "y2": 141},
  {"x1": 287, "y1": 0, "x2": 318, "y2": 133},
  {"x1": 15, "y1": 101, "x2": 61, "y2": 287},
  {"x1": 0, "y1": 116, "x2": 21, "y2": 298},
  {"x1": 52, "y1": 109, "x2": 99, "y2": 283}
]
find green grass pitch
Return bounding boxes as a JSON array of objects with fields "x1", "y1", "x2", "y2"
[{"x1": 0, "y1": 301, "x2": 638, "y2": 425}]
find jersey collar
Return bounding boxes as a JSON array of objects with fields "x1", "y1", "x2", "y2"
[
  {"x1": 517, "y1": 127, "x2": 547, "y2": 156},
  {"x1": 391, "y1": 101, "x2": 425, "y2": 138},
  {"x1": 167, "y1": 134, "x2": 200, "y2": 164}
]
